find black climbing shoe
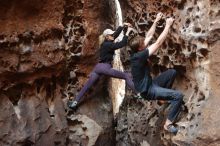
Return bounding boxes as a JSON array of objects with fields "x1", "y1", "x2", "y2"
[{"x1": 67, "y1": 100, "x2": 78, "y2": 110}]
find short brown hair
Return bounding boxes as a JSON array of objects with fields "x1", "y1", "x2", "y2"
[{"x1": 129, "y1": 36, "x2": 144, "y2": 53}]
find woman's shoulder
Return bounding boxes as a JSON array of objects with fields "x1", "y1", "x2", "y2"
[
  {"x1": 101, "y1": 41, "x2": 114, "y2": 48},
  {"x1": 103, "y1": 41, "x2": 113, "y2": 45}
]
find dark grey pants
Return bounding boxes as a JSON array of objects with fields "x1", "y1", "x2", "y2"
[
  {"x1": 75, "y1": 63, "x2": 136, "y2": 101},
  {"x1": 141, "y1": 69, "x2": 183, "y2": 122}
]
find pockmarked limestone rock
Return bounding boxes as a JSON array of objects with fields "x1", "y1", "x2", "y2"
[
  {"x1": 116, "y1": 0, "x2": 220, "y2": 145},
  {"x1": 68, "y1": 114, "x2": 103, "y2": 146},
  {"x1": 1, "y1": 0, "x2": 220, "y2": 145},
  {"x1": 0, "y1": 0, "x2": 116, "y2": 145}
]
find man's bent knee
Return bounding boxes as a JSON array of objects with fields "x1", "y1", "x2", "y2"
[
  {"x1": 173, "y1": 91, "x2": 183, "y2": 101},
  {"x1": 169, "y1": 69, "x2": 177, "y2": 76},
  {"x1": 177, "y1": 92, "x2": 183, "y2": 101}
]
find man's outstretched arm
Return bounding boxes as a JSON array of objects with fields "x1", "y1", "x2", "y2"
[
  {"x1": 148, "y1": 17, "x2": 174, "y2": 56},
  {"x1": 144, "y1": 12, "x2": 163, "y2": 46}
]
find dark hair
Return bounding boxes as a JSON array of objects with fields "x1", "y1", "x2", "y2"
[{"x1": 129, "y1": 36, "x2": 144, "y2": 53}]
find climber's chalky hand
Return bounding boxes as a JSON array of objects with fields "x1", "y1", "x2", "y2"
[
  {"x1": 125, "y1": 27, "x2": 133, "y2": 36},
  {"x1": 166, "y1": 17, "x2": 174, "y2": 26},
  {"x1": 155, "y1": 12, "x2": 163, "y2": 22},
  {"x1": 123, "y1": 22, "x2": 132, "y2": 27}
]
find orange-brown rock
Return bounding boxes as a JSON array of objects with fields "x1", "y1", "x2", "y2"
[
  {"x1": 1, "y1": 0, "x2": 220, "y2": 145},
  {"x1": 0, "y1": 0, "x2": 116, "y2": 145}
]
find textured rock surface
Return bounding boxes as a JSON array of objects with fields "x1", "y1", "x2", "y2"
[
  {"x1": 117, "y1": 0, "x2": 220, "y2": 146},
  {"x1": 0, "y1": 0, "x2": 116, "y2": 145},
  {"x1": 0, "y1": 0, "x2": 220, "y2": 146}
]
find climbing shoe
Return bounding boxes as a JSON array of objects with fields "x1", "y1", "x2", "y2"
[
  {"x1": 164, "y1": 124, "x2": 178, "y2": 134},
  {"x1": 67, "y1": 100, "x2": 78, "y2": 109},
  {"x1": 133, "y1": 93, "x2": 142, "y2": 99}
]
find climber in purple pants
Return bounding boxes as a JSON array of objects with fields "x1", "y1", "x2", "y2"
[
  {"x1": 68, "y1": 22, "x2": 136, "y2": 109},
  {"x1": 74, "y1": 63, "x2": 134, "y2": 102}
]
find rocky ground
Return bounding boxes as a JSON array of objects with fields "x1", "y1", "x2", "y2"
[{"x1": 0, "y1": 0, "x2": 220, "y2": 146}]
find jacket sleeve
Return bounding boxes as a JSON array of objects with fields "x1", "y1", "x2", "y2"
[
  {"x1": 110, "y1": 36, "x2": 128, "y2": 50},
  {"x1": 113, "y1": 26, "x2": 124, "y2": 39}
]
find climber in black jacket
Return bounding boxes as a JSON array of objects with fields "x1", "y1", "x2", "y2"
[{"x1": 68, "y1": 22, "x2": 137, "y2": 109}]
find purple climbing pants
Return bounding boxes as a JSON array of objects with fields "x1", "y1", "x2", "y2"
[{"x1": 75, "y1": 63, "x2": 136, "y2": 102}]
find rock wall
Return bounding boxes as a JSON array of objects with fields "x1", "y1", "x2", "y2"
[
  {"x1": 108, "y1": 0, "x2": 127, "y2": 116},
  {"x1": 1, "y1": 0, "x2": 220, "y2": 146},
  {"x1": 0, "y1": 0, "x2": 116, "y2": 145},
  {"x1": 116, "y1": 0, "x2": 220, "y2": 146}
]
